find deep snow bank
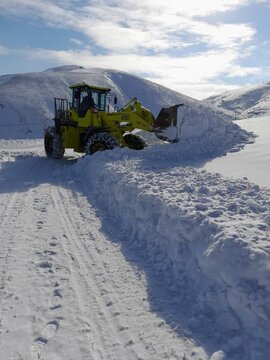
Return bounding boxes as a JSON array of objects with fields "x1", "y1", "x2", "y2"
[
  {"x1": 75, "y1": 149, "x2": 270, "y2": 360},
  {"x1": 163, "y1": 105, "x2": 254, "y2": 159}
]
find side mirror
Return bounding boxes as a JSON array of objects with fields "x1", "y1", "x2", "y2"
[{"x1": 114, "y1": 96, "x2": 118, "y2": 105}]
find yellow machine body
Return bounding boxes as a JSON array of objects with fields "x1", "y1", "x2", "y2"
[
  {"x1": 62, "y1": 84, "x2": 154, "y2": 152},
  {"x1": 44, "y1": 82, "x2": 182, "y2": 158}
]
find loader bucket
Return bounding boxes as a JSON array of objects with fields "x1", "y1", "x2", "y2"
[{"x1": 154, "y1": 104, "x2": 185, "y2": 143}]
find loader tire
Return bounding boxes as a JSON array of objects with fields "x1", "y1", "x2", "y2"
[
  {"x1": 44, "y1": 127, "x2": 65, "y2": 159},
  {"x1": 123, "y1": 134, "x2": 147, "y2": 150},
  {"x1": 85, "y1": 132, "x2": 119, "y2": 155}
]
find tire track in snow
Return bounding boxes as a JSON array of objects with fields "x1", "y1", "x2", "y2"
[
  {"x1": 0, "y1": 155, "x2": 42, "y2": 322},
  {"x1": 0, "y1": 153, "x2": 102, "y2": 360},
  {"x1": 51, "y1": 184, "x2": 138, "y2": 360},
  {"x1": 0, "y1": 190, "x2": 28, "y2": 353},
  {"x1": 0, "y1": 192, "x2": 19, "y2": 291},
  {"x1": 0, "y1": 154, "x2": 65, "y2": 360},
  {"x1": 52, "y1": 173, "x2": 203, "y2": 360},
  {"x1": 0, "y1": 174, "x2": 48, "y2": 358}
]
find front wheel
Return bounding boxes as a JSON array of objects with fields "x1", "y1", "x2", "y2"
[{"x1": 85, "y1": 132, "x2": 119, "y2": 155}]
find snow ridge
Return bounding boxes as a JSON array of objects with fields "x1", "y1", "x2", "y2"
[
  {"x1": 75, "y1": 149, "x2": 270, "y2": 360},
  {"x1": 205, "y1": 82, "x2": 270, "y2": 119}
]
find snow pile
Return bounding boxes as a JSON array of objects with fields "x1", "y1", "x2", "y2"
[
  {"x1": 137, "y1": 106, "x2": 253, "y2": 162},
  {"x1": 75, "y1": 149, "x2": 270, "y2": 360},
  {"x1": 173, "y1": 105, "x2": 253, "y2": 158},
  {"x1": 0, "y1": 65, "x2": 254, "y2": 159},
  {"x1": 205, "y1": 82, "x2": 270, "y2": 119}
]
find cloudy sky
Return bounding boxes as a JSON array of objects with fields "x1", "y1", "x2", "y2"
[{"x1": 1, "y1": 0, "x2": 270, "y2": 99}]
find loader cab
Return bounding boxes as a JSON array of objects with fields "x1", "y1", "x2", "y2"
[{"x1": 69, "y1": 83, "x2": 111, "y2": 115}]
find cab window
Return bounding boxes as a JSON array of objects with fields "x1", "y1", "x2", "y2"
[{"x1": 91, "y1": 91, "x2": 106, "y2": 111}]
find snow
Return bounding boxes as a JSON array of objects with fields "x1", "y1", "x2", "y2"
[
  {"x1": 205, "y1": 82, "x2": 270, "y2": 119},
  {"x1": 202, "y1": 117, "x2": 270, "y2": 187},
  {"x1": 73, "y1": 141, "x2": 270, "y2": 359},
  {"x1": 1, "y1": 66, "x2": 270, "y2": 360}
]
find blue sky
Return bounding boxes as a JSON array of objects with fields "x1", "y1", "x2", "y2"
[{"x1": 1, "y1": 0, "x2": 270, "y2": 99}]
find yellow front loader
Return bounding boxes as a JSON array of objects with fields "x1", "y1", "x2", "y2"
[{"x1": 44, "y1": 83, "x2": 183, "y2": 158}]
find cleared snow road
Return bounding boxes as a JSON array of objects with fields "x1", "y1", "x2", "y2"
[
  {"x1": 202, "y1": 116, "x2": 270, "y2": 187},
  {"x1": 0, "y1": 144, "x2": 207, "y2": 360}
]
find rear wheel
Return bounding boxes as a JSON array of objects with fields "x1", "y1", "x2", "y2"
[
  {"x1": 44, "y1": 127, "x2": 65, "y2": 159},
  {"x1": 85, "y1": 132, "x2": 119, "y2": 155},
  {"x1": 123, "y1": 133, "x2": 147, "y2": 150}
]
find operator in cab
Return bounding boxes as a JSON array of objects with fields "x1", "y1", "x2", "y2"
[{"x1": 79, "y1": 90, "x2": 97, "y2": 116}]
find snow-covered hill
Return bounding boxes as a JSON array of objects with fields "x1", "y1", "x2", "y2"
[
  {"x1": 205, "y1": 82, "x2": 270, "y2": 119},
  {"x1": 0, "y1": 65, "x2": 253, "y2": 159}
]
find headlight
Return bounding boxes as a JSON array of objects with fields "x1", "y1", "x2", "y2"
[{"x1": 119, "y1": 121, "x2": 130, "y2": 127}]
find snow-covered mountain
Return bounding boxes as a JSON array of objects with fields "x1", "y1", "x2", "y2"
[
  {"x1": 0, "y1": 65, "x2": 254, "y2": 159},
  {"x1": 205, "y1": 81, "x2": 270, "y2": 119}
]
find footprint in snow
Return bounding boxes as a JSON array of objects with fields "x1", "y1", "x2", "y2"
[
  {"x1": 49, "y1": 241, "x2": 57, "y2": 247},
  {"x1": 31, "y1": 320, "x2": 59, "y2": 360},
  {"x1": 37, "y1": 260, "x2": 52, "y2": 269},
  {"x1": 49, "y1": 304, "x2": 62, "y2": 311},
  {"x1": 51, "y1": 288, "x2": 62, "y2": 306},
  {"x1": 49, "y1": 238, "x2": 58, "y2": 247},
  {"x1": 42, "y1": 320, "x2": 59, "y2": 338},
  {"x1": 43, "y1": 249, "x2": 57, "y2": 256}
]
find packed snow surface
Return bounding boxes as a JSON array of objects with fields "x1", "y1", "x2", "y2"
[{"x1": 1, "y1": 115, "x2": 270, "y2": 359}]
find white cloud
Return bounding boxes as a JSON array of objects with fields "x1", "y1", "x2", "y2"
[
  {"x1": 70, "y1": 38, "x2": 84, "y2": 46},
  {"x1": 227, "y1": 65, "x2": 261, "y2": 77},
  {"x1": 0, "y1": 0, "x2": 261, "y2": 98},
  {"x1": 21, "y1": 46, "x2": 258, "y2": 99},
  {"x1": 0, "y1": 45, "x2": 9, "y2": 55},
  {"x1": 0, "y1": 0, "x2": 255, "y2": 52},
  {"x1": 186, "y1": 21, "x2": 256, "y2": 49},
  {"x1": 75, "y1": 2, "x2": 255, "y2": 53},
  {"x1": 131, "y1": 0, "x2": 250, "y2": 16}
]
